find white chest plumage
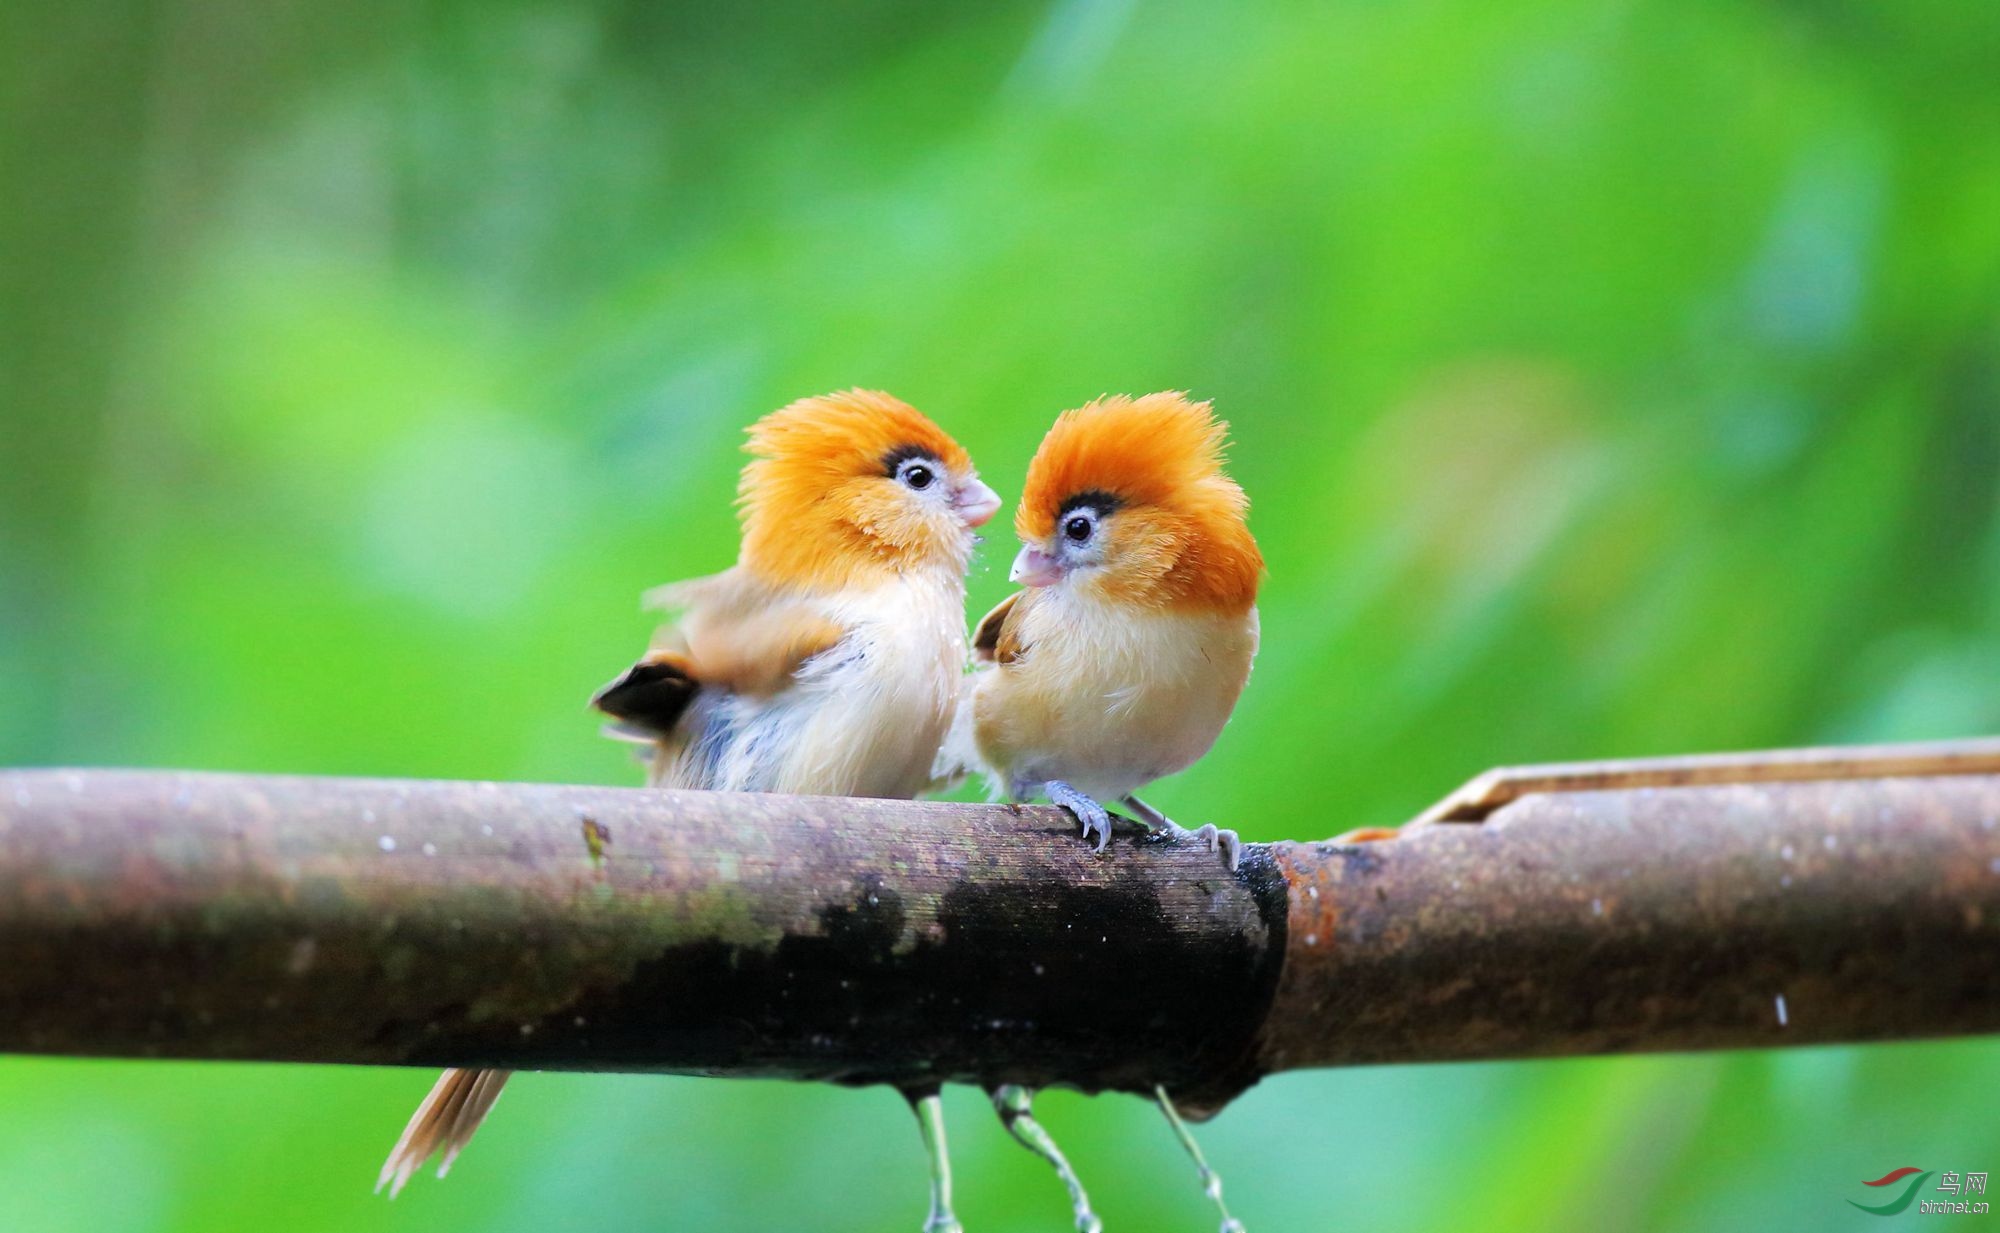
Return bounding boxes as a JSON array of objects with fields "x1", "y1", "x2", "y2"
[
  {"x1": 970, "y1": 590, "x2": 1259, "y2": 801},
  {"x1": 665, "y1": 571, "x2": 969, "y2": 798}
]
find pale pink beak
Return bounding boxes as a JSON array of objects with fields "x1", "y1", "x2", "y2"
[
  {"x1": 1010, "y1": 543, "x2": 1063, "y2": 587},
  {"x1": 954, "y1": 477, "x2": 1001, "y2": 528}
]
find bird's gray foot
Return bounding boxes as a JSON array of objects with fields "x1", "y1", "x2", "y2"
[
  {"x1": 1123, "y1": 795, "x2": 1242, "y2": 872},
  {"x1": 906, "y1": 1089, "x2": 964, "y2": 1233},
  {"x1": 1155, "y1": 1085, "x2": 1246, "y2": 1233},
  {"x1": 991, "y1": 1085, "x2": 1103, "y2": 1233},
  {"x1": 1047, "y1": 780, "x2": 1114, "y2": 853}
]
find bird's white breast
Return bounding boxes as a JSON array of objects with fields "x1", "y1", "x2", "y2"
[
  {"x1": 970, "y1": 590, "x2": 1259, "y2": 802},
  {"x1": 697, "y1": 570, "x2": 966, "y2": 799}
]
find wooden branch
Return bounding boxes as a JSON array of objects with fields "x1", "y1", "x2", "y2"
[{"x1": 0, "y1": 743, "x2": 1996, "y2": 1117}]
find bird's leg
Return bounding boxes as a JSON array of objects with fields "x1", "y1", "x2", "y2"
[
  {"x1": 1123, "y1": 795, "x2": 1242, "y2": 872},
  {"x1": 990, "y1": 1085, "x2": 1103, "y2": 1233},
  {"x1": 1045, "y1": 780, "x2": 1114, "y2": 853},
  {"x1": 1121, "y1": 793, "x2": 1170, "y2": 832},
  {"x1": 905, "y1": 1088, "x2": 965, "y2": 1233},
  {"x1": 1154, "y1": 1085, "x2": 1246, "y2": 1233}
]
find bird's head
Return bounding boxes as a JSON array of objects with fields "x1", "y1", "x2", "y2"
[
  {"x1": 1013, "y1": 392, "x2": 1261, "y2": 612},
  {"x1": 738, "y1": 389, "x2": 999, "y2": 588}
]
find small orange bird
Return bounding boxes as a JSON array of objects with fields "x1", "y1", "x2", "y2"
[
  {"x1": 377, "y1": 390, "x2": 999, "y2": 1227},
  {"x1": 955, "y1": 391, "x2": 1261, "y2": 1232},
  {"x1": 961, "y1": 390, "x2": 1262, "y2": 867}
]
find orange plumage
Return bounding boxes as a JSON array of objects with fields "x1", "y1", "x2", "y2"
[
  {"x1": 742, "y1": 388, "x2": 980, "y2": 589},
  {"x1": 953, "y1": 389, "x2": 1263, "y2": 1222},
  {"x1": 951, "y1": 391, "x2": 1261, "y2": 866},
  {"x1": 1015, "y1": 392, "x2": 1261, "y2": 612},
  {"x1": 594, "y1": 388, "x2": 999, "y2": 787}
]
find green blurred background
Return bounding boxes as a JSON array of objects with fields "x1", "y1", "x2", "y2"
[{"x1": 5, "y1": 0, "x2": 2000, "y2": 1229}]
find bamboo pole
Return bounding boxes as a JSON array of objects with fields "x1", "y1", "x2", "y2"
[{"x1": 0, "y1": 743, "x2": 1995, "y2": 1117}]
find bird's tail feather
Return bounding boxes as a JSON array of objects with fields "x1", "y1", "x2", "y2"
[
  {"x1": 592, "y1": 651, "x2": 700, "y2": 736},
  {"x1": 376, "y1": 1067, "x2": 513, "y2": 1198}
]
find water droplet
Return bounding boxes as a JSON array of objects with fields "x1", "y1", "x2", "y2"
[
  {"x1": 361, "y1": 808, "x2": 376, "y2": 825},
  {"x1": 421, "y1": 842, "x2": 438, "y2": 857},
  {"x1": 1780, "y1": 844, "x2": 1795, "y2": 861},
  {"x1": 1775, "y1": 993, "x2": 1789, "y2": 1027},
  {"x1": 1823, "y1": 834, "x2": 1838, "y2": 852},
  {"x1": 1303, "y1": 933, "x2": 1318, "y2": 947},
  {"x1": 480, "y1": 824, "x2": 494, "y2": 836},
  {"x1": 378, "y1": 835, "x2": 397, "y2": 852},
  {"x1": 1591, "y1": 898, "x2": 1604, "y2": 916}
]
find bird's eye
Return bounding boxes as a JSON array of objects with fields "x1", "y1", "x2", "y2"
[
  {"x1": 1064, "y1": 514, "x2": 1092, "y2": 542},
  {"x1": 899, "y1": 462, "x2": 935, "y2": 491}
]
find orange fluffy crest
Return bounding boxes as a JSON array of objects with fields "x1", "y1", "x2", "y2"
[
  {"x1": 739, "y1": 389, "x2": 974, "y2": 587},
  {"x1": 1019, "y1": 392, "x2": 1261, "y2": 611}
]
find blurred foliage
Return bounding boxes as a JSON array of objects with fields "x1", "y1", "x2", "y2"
[{"x1": 4, "y1": 0, "x2": 2000, "y2": 1230}]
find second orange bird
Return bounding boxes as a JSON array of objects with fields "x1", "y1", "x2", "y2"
[
  {"x1": 955, "y1": 390, "x2": 1263, "y2": 867},
  {"x1": 947, "y1": 389, "x2": 1264, "y2": 1233}
]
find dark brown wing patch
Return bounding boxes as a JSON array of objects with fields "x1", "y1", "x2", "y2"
[
  {"x1": 973, "y1": 591, "x2": 1028, "y2": 665},
  {"x1": 591, "y1": 650, "x2": 700, "y2": 735}
]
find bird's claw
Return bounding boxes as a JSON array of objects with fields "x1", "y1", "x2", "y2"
[
  {"x1": 1187, "y1": 822, "x2": 1244, "y2": 873},
  {"x1": 1081, "y1": 812, "x2": 1111, "y2": 852},
  {"x1": 1046, "y1": 781, "x2": 1114, "y2": 853},
  {"x1": 1123, "y1": 796, "x2": 1241, "y2": 871}
]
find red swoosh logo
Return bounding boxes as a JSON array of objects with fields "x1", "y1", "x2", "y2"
[{"x1": 1863, "y1": 1167, "x2": 1925, "y2": 1187}]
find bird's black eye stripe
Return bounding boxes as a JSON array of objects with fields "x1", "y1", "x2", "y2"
[
  {"x1": 883, "y1": 444, "x2": 944, "y2": 491},
  {"x1": 881, "y1": 444, "x2": 936, "y2": 475},
  {"x1": 1057, "y1": 489, "x2": 1122, "y2": 520},
  {"x1": 1057, "y1": 489, "x2": 1120, "y2": 542}
]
